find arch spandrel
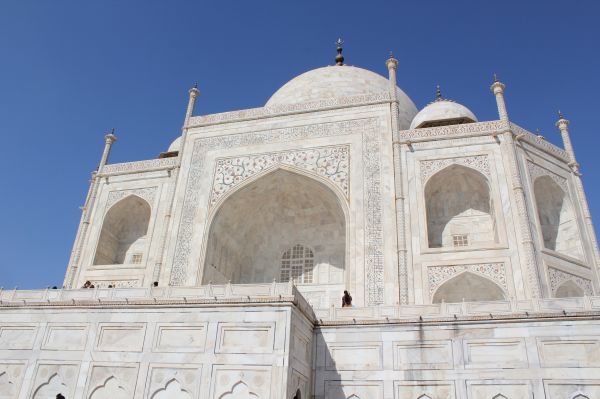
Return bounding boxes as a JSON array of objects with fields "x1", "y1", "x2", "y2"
[{"x1": 432, "y1": 271, "x2": 506, "y2": 303}]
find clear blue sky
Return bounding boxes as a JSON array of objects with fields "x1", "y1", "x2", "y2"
[{"x1": 1, "y1": 1, "x2": 599, "y2": 289}]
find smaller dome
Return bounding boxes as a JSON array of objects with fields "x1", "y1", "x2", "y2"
[
  {"x1": 168, "y1": 136, "x2": 182, "y2": 152},
  {"x1": 410, "y1": 90, "x2": 477, "y2": 129}
]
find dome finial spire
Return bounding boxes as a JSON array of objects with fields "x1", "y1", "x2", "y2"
[
  {"x1": 435, "y1": 85, "x2": 443, "y2": 101},
  {"x1": 335, "y1": 38, "x2": 344, "y2": 66}
]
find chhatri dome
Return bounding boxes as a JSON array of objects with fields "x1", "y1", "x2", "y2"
[
  {"x1": 265, "y1": 41, "x2": 418, "y2": 130},
  {"x1": 410, "y1": 85, "x2": 478, "y2": 129}
]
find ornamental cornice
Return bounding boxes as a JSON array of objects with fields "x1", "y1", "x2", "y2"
[
  {"x1": 102, "y1": 157, "x2": 178, "y2": 175},
  {"x1": 398, "y1": 120, "x2": 505, "y2": 142},
  {"x1": 187, "y1": 92, "x2": 392, "y2": 127},
  {"x1": 510, "y1": 123, "x2": 569, "y2": 162}
]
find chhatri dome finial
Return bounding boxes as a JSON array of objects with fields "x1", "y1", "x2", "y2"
[
  {"x1": 435, "y1": 85, "x2": 443, "y2": 101},
  {"x1": 558, "y1": 109, "x2": 565, "y2": 120},
  {"x1": 335, "y1": 38, "x2": 344, "y2": 66},
  {"x1": 493, "y1": 72, "x2": 499, "y2": 83}
]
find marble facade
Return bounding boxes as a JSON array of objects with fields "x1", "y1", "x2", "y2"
[{"x1": 1, "y1": 52, "x2": 600, "y2": 398}]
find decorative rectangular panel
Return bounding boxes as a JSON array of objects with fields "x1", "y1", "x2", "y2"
[
  {"x1": 153, "y1": 323, "x2": 207, "y2": 353},
  {"x1": 393, "y1": 340, "x2": 453, "y2": 370},
  {"x1": 537, "y1": 337, "x2": 600, "y2": 367},
  {"x1": 95, "y1": 323, "x2": 146, "y2": 352},
  {"x1": 544, "y1": 380, "x2": 600, "y2": 399},
  {"x1": 0, "y1": 325, "x2": 37, "y2": 350},
  {"x1": 42, "y1": 324, "x2": 88, "y2": 351},
  {"x1": 463, "y1": 338, "x2": 528, "y2": 369},
  {"x1": 216, "y1": 322, "x2": 275, "y2": 354},
  {"x1": 326, "y1": 343, "x2": 383, "y2": 371}
]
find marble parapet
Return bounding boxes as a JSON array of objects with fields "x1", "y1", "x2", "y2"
[{"x1": 1, "y1": 284, "x2": 598, "y2": 325}]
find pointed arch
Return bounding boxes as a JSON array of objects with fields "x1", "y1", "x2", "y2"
[
  {"x1": 32, "y1": 373, "x2": 67, "y2": 398},
  {"x1": 293, "y1": 388, "x2": 301, "y2": 399},
  {"x1": 89, "y1": 376, "x2": 128, "y2": 399},
  {"x1": 572, "y1": 394, "x2": 590, "y2": 399},
  {"x1": 202, "y1": 167, "x2": 347, "y2": 286},
  {"x1": 432, "y1": 271, "x2": 506, "y2": 303},
  {"x1": 93, "y1": 195, "x2": 151, "y2": 265},
  {"x1": 492, "y1": 394, "x2": 508, "y2": 399},
  {"x1": 424, "y1": 164, "x2": 497, "y2": 248},
  {"x1": 555, "y1": 279, "x2": 585, "y2": 298},
  {"x1": 534, "y1": 175, "x2": 583, "y2": 259},
  {"x1": 417, "y1": 394, "x2": 433, "y2": 399},
  {"x1": 219, "y1": 381, "x2": 259, "y2": 399},
  {"x1": 151, "y1": 378, "x2": 191, "y2": 399}
]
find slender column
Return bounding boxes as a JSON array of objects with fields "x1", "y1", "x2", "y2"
[
  {"x1": 387, "y1": 55, "x2": 409, "y2": 304},
  {"x1": 64, "y1": 132, "x2": 117, "y2": 288},
  {"x1": 556, "y1": 114, "x2": 600, "y2": 268},
  {"x1": 492, "y1": 79, "x2": 542, "y2": 298},
  {"x1": 491, "y1": 74, "x2": 509, "y2": 122},
  {"x1": 155, "y1": 85, "x2": 200, "y2": 285}
]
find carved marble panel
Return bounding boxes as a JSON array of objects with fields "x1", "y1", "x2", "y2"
[
  {"x1": 210, "y1": 145, "x2": 349, "y2": 207},
  {"x1": 548, "y1": 267, "x2": 593, "y2": 296},
  {"x1": 420, "y1": 154, "x2": 490, "y2": 183},
  {"x1": 106, "y1": 186, "x2": 157, "y2": 209},
  {"x1": 543, "y1": 380, "x2": 600, "y2": 399},
  {"x1": 428, "y1": 263, "x2": 507, "y2": 298},
  {"x1": 528, "y1": 162, "x2": 568, "y2": 193},
  {"x1": 537, "y1": 337, "x2": 600, "y2": 367}
]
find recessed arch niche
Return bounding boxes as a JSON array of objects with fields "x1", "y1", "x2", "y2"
[
  {"x1": 93, "y1": 195, "x2": 151, "y2": 265},
  {"x1": 533, "y1": 175, "x2": 583, "y2": 259},
  {"x1": 432, "y1": 272, "x2": 505, "y2": 303},
  {"x1": 424, "y1": 164, "x2": 498, "y2": 248},
  {"x1": 202, "y1": 168, "x2": 346, "y2": 285},
  {"x1": 555, "y1": 280, "x2": 585, "y2": 298}
]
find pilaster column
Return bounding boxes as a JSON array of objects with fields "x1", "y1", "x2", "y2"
[
  {"x1": 98, "y1": 131, "x2": 117, "y2": 172},
  {"x1": 556, "y1": 114, "x2": 600, "y2": 269},
  {"x1": 491, "y1": 79, "x2": 542, "y2": 298},
  {"x1": 387, "y1": 55, "x2": 409, "y2": 304}
]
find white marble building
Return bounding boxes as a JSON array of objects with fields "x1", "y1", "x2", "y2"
[{"x1": 1, "y1": 45, "x2": 600, "y2": 399}]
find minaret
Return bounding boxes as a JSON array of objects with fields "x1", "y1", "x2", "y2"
[
  {"x1": 490, "y1": 73, "x2": 509, "y2": 122},
  {"x1": 492, "y1": 76, "x2": 542, "y2": 298},
  {"x1": 98, "y1": 129, "x2": 117, "y2": 172},
  {"x1": 556, "y1": 111, "x2": 579, "y2": 173},
  {"x1": 386, "y1": 52, "x2": 409, "y2": 304},
  {"x1": 555, "y1": 112, "x2": 600, "y2": 269}
]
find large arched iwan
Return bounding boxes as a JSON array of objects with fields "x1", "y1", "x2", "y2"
[{"x1": 200, "y1": 167, "x2": 349, "y2": 287}]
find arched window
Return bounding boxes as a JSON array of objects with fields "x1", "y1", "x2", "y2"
[
  {"x1": 555, "y1": 280, "x2": 585, "y2": 298},
  {"x1": 534, "y1": 176, "x2": 583, "y2": 259},
  {"x1": 425, "y1": 165, "x2": 497, "y2": 249},
  {"x1": 292, "y1": 389, "x2": 301, "y2": 399},
  {"x1": 432, "y1": 272, "x2": 505, "y2": 303},
  {"x1": 93, "y1": 195, "x2": 151, "y2": 265},
  {"x1": 280, "y1": 244, "x2": 314, "y2": 284}
]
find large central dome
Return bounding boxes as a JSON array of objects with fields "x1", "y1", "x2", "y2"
[{"x1": 265, "y1": 65, "x2": 418, "y2": 129}]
